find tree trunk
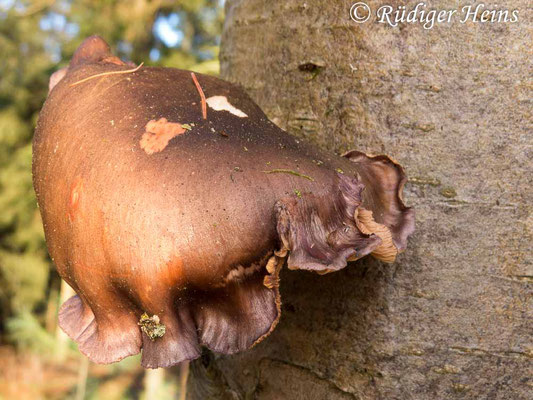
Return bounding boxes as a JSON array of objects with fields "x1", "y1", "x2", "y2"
[{"x1": 189, "y1": 1, "x2": 531, "y2": 399}]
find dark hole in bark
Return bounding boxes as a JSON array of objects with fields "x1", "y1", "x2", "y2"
[{"x1": 298, "y1": 63, "x2": 322, "y2": 72}]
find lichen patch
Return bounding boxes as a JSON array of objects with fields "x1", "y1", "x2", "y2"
[
  {"x1": 206, "y1": 96, "x2": 248, "y2": 118},
  {"x1": 138, "y1": 313, "x2": 166, "y2": 341},
  {"x1": 140, "y1": 118, "x2": 187, "y2": 154}
]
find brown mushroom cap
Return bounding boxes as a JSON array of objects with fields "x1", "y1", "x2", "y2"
[{"x1": 33, "y1": 36, "x2": 414, "y2": 368}]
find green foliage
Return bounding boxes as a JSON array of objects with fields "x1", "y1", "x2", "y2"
[
  {"x1": 0, "y1": 250, "x2": 48, "y2": 315},
  {"x1": 0, "y1": 0, "x2": 223, "y2": 346},
  {"x1": 5, "y1": 311, "x2": 57, "y2": 355},
  {"x1": 0, "y1": 2, "x2": 53, "y2": 328}
]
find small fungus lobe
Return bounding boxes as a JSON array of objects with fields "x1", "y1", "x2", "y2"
[
  {"x1": 354, "y1": 208, "x2": 398, "y2": 262},
  {"x1": 49, "y1": 68, "x2": 67, "y2": 92},
  {"x1": 140, "y1": 118, "x2": 187, "y2": 155},
  {"x1": 206, "y1": 96, "x2": 248, "y2": 118}
]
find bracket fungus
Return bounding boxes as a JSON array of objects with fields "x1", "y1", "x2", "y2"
[{"x1": 32, "y1": 36, "x2": 415, "y2": 368}]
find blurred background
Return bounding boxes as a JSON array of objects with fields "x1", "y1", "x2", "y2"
[{"x1": 0, "y1": 1, "x2": 224, "y2": 399}]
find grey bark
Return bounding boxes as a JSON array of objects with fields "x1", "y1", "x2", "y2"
[{"x1": 189, "y1": 1, "x2": 532, "y2": 399}]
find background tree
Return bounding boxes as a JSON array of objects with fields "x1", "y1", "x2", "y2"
[{"x1": 188, "y1": 1, "x2": 532, "y2": 399}]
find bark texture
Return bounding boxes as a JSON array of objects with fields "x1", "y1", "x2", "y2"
[{"x1": 189, "y1": 1, "x2": 531, "y2": 399}]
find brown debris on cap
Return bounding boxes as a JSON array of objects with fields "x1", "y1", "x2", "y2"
[
  {"x1": 140, "y1": 118, "x2": 187, "y2": 155},
  {"x1": 191, "y1": 72, "x2": 207, "y2": 119}
]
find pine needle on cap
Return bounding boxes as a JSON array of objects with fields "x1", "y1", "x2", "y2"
[
  {"x1": 69, "y1": 62, "x2": 144, "y2": 87},
  {"x1": 263, "y1": 169, "x2": 314, "y2": 181},
  {"x1": 191, "y1": 72, "x2": 207, "y2": 120}
]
